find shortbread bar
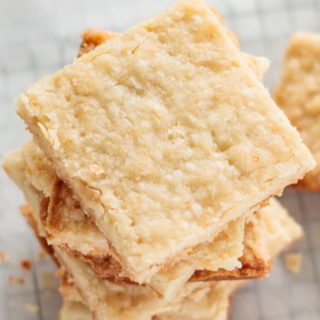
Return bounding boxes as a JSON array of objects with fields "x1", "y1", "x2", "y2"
[
  {"x1": 58, "y1": 268, "x2": 237, "y2": 320},
  {"x1": 54, "y1": 197, "x2": 302, "y2": 320},
  {"x1": 274, "y1": 33, "x2": 320, "y2": 190},
  {"x1": 3, "y1": 26, "x2": 274, "y2": 294},
  {"x1": 4, "y1": 144, "x2": 249, "y2": 299},
  {"x1": 20, "y1": 195, "x2": 301, "y2": 320},
  {"x1": 59, "y1": 278, "x2": 237, "y2": 320},
  {"x1": 21, "y1": 201, "x2": 241, "y2": 320},
  {"x1": 17, "y1": 0, "x2": 313, "y2": 281}
]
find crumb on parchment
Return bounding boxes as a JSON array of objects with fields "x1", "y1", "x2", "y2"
[
  {"x1": 20, "y1": 259, "x2": 32, "y2": 270},
  {"x1": 25, "y1": 303, "x2": 39, "y2": 314},
  {"x1": 284, "y1": 253, "x2": 302, "y2": 274},
  {"x1": 0, "y1": 251, "x2": 9, "y2": 263}
]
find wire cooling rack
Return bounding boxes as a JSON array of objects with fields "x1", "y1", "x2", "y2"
[{"x1": 0, "y1": 0, "x2": 320, "y2": 319}]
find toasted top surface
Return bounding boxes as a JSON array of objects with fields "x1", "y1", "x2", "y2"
[
  {"x1": 78, "y1": 28, "x2": 116, "y2": 57},
  {"x1": 17, "y1": 0, "x2": 313, "y2": 279},
  {"x1": 274, "y1": 33, "x2": 320, "y2": 190}
]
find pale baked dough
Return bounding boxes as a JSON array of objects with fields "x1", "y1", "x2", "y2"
[
  {"x1": 78, "y1": 28, "x2": 270, "y2": 80},
  {"x1": 58, "y1": 267, "x2": 235, "y2": 320},
  {"x1": 54, "y1": 196, "x2": 301, "y2": 320},
  {"x1": 6, "y1": 28, "x2": 275, "y2": 291},
  {"x1": 60, "y1": 301, "x2": 92, "y2": 320},
  {"x1": 19, "y1": 192, "x2": 301, "y2": 320},
  {"x1": 59, "y1": 273, "x2": 235, "y2": 320},
  {"x1": 22, "y1": 206, "x2": 235, "y2": 320},
  {"x1": 56, "y1": 247, "x2": 238, "y2": 320},
  {"x1": 4, "y1": 22, "x2": 276, "y2": 295},
  {"x1": 274, "y1": 33, "x2": 320, "y2": 190},
  {"x1": 59, "y1": 284, "x2": 234, "y2": 320},
  {"x1": 17, "y1": 0, "x2": 313, "y2": 282},
  {"x1": 245, "y1": 198, "x2": 302, "y2": 261},
  {"x1": 4, "y1": 144, "x2": 248, "y2": 299}
]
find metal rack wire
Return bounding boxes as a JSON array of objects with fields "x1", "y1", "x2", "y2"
[{"x1": 0, "y1": 0, "x2": 320, "y2": 319}]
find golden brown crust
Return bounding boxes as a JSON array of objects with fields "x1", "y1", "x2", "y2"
[
  {"x1": 25, "y1": 190, "x2": 270, "y2": 285},
  {"x1": 78, "y1": 28, "x2": 116, "y2": 57},
  {"x1": 20, "y1": 203, "x2": 58, "y2": 265},
  {"x1": 61, "y1": 245, "x2": 134, "y2": 285},
  {"x1": 45, "y1": 180, "x2": 132, "y2": 283},
  {"x1": 58, "y1": 268, "x2": 85, "y2": 303},
  {"x1": 42, "y1": 180, "x2": 95, "y2": 240},
  {"x1": 293, "y1": 170, "x2": 320, "y2": 191},
  {"x1": 190, "y1": 248, "x2": 270, "y2": 281},
  {"x1": 64, "y1": 239, "x2": 270, "y2": 284},
  {"x1": 46, "y1": 179, "x2": 270, "y2": 283}
]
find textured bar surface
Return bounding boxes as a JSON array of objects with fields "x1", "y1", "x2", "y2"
[
  {"x1": 16, "y1": 0, "x2": 314, "y2": 282},
  {"x1": 274, "y1": 33, "x2": 320, "y2": 191}
]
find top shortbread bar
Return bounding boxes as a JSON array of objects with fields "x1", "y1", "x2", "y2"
[
  {"x1": 274, "y1": 33, "x2": 320, "y2": 191},
  {"x1": 17, "y1": 0, "x2": 314, "y2": 282}
]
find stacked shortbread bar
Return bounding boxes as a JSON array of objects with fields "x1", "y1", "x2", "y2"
[
  {"x1": 274, "y1": 33, "x2": 320, "y2": 191},
  {"x1": 3, "y1": 1, "x2": 315, "y2": 319}
]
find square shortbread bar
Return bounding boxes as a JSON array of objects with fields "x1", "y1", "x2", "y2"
[
  {"x1": 58, "y1": 272, "x2": 236, "y2": 320},
  {"x1": 17, "y1": 0, "x2": 314, "y2": 282},
  {"x1": 21, "y1": 197, "x2": 301, "y2": 320},
  {"x1": 59, "y1": 280, "x2": 236, "y2": 320},
  {"x1": 57, "y1": 264, "x2": 237, "y2": 320},
  {"x1": 4, "y1": 144, "x2": 251, "y2": 299},
  {"x1": 21, "y1": 207, "x2": 237, "y2": 320},
  {"x1": 274, "y1": 33, "x2": 320, "y2": 191},
  {"x1": 3, "y1": 29, "x2": 271, "y2": 294}
]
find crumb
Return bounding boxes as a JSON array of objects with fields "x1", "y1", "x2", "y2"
[
  {"x1": 25, "y1": 303, "x2": 39, "y2": 314},
  {"x1": 42, "y1": 272, "x2": 56, "y2": 289},
  {"x1": 0, "y1": 251, "x2": 8, "y2": 263},
  {"x1": 284, "y1": 253, "x2": 302, "y2": 274},
  {"x1": 38, "y1": 249, "x2": 48, "y2": 260},
  {"x1": 8, "y1": 276, "x2": 25, "y2": 285},
  {"x1": 20, "y1": 259, "x2": 32, "y2": 270}
]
